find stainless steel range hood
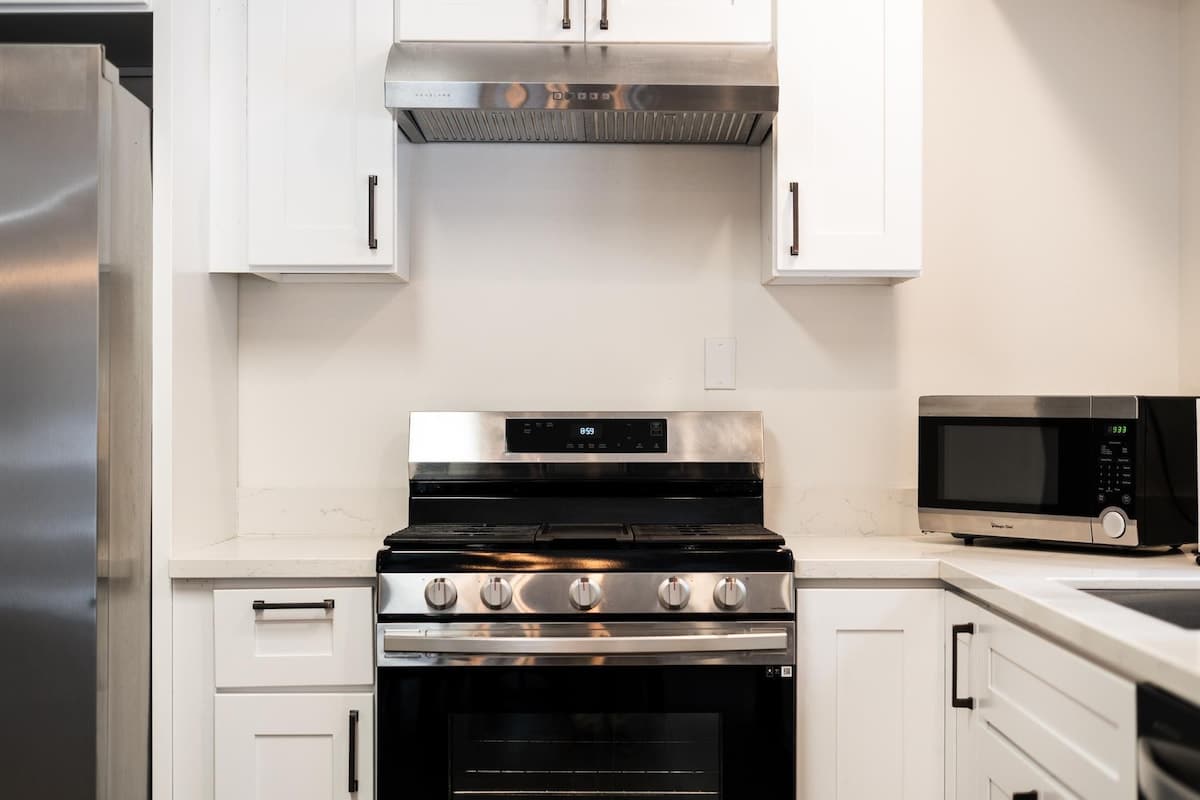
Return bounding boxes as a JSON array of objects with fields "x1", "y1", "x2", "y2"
[{"x1": 384, "y1": 42, "x2": 778, "y2": 146}]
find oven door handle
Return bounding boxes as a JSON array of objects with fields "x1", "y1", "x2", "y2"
[
  {"x1": 1139, "y1": 738, "x2": 1200, "y2": 800},
  {"x1": 383, "y1": 629, "x2": 790, "y2": 655}
]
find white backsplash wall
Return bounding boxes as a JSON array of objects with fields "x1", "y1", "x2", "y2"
[
  {"x1": 1183, "y1": 1, "x2": 1200, "y2": 395},
  {"x1": 237, "y1": 0, "x2": 1183, "y2": 539}
]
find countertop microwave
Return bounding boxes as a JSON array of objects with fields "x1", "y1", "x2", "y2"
[{"x1": 918, "y1": 396, "x2": 1199, "y2": 550}]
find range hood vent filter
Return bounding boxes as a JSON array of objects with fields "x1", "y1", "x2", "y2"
[
  {"x1": 385, "y1": 43, "x2": 778, "y2": 146},
  {"x1": 411, "y1": 109, "x2": 762, "y2": 145}
]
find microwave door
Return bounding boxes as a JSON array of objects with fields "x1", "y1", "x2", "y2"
[{"x1": 918, "y1": 417, "x2": 1097, "y2": 542}]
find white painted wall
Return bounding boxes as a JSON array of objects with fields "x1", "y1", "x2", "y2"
[
  {"x1": 235, "y1": 0, "x2": 1183, "y2": 539},
  {"x1": 1183, "y1": 1, "x2": 1200, "y2": 394}
]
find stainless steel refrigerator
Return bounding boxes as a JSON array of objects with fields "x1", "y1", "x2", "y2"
[{"x1": 0, "y1": 45, "x2": 151, "y2": 800}]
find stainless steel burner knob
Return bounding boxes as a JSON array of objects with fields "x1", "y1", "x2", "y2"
[
  {"x1": 713, "y1": 577, "x2": 747, "y2": 611},
  {"x1": 658, "y1": 577, "x2": 691, "y2": 610},
  {"x1": 568, "y1": 577, "x2": 602, "y2": 611},
  {"x1": 424, "y1": 578, "x2": 457, "y2": 610},
  {"x1": 480, "y1": 577, "x2": 513, "y2": 610}
]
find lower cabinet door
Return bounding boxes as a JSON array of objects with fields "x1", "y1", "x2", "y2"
[
  {"x1": 796, "y1": 588, "x2": 945, "y2": 800},
  {"x1": 215, "y1": 693, "x2": 373, "y2": 800},
  {"x1": 976, "y1": 723, "x2": 1080, "y2": 800}
]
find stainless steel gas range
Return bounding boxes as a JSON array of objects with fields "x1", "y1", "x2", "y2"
[{"x1": 376, "y1": 411, "x2": 796, "y2": 800}]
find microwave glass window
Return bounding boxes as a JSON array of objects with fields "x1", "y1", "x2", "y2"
[
  {"x1": 939, "y1": 425, "x2": 1060, "y2": 505},
  {"x1": 450, "y1": 712, "x2": 721, "y2": 798}
]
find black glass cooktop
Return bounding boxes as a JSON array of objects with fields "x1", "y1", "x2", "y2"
[{"x1": 384, "y1": 522, "x2": 784, "y2": 550}]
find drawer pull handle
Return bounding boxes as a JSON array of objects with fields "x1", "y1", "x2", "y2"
[
  {"x1": 348, "y1": 709, "x2": 360, "y2": 793},
  {"x1": 367, "y1": 175, "x2": 379, "y2": 250},
  {"x1": 951, "y1": 622, "x2": 975, "y2": 710},
  {"x1": 251, "y1": 599, "x2": 335, "y2": 612},
  {"x1": 1013, "y1": 793, "x2": 1038, "y2": 799},
  {"x1": 789, "y1": 181, "x2": 800, "y2": 256}
]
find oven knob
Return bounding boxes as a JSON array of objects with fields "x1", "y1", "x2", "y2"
[
  {"x1": 713, "y1": 577, "x2": 747, "y2": 611},
  {"x1": 424, "y1": 578, "x2": 458, "y2": 610},
  {"x1": 1101, "y1": 510, "x2": 1127, "y2": 539},
  {"x1": 568, "y1": 577, "x2": 602, "y2": 611},
  {"x1": 658, "y1": 577, "x2": 691, "y2": 610},
  {"x1": 480, "y1": 577, "x2": 513, "y2": 610}
]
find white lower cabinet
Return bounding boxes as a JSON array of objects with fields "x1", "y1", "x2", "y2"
[
  {"x1": 947, "y1": 592, "x2": 1136, "y2": 800},
  {"x1": 171, "y1": 581, "x2": 376, "y2": 800},
  {"x1": 976, "y1": 723, "x2": 1079, "y2": 800},
  {"x1": 216, "y1": 693, "x2": 373, "y2": 800},
  {"x1": 795, "y1": 588, "x2": 946, "y2": 800}
]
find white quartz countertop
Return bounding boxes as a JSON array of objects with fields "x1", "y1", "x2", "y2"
[
  {"x1": 170, "y1": 532, "x2": 1200, "y2": 705},
  {"x1": 170, "y1": 535, "x2": 382, "y2": 579},
  {"x1": 786, "y1": 534, "x2": 1200, "y2": 707}
]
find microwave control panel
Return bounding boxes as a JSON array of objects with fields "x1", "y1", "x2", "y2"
[
  {"x1": 506, "y1": 418, "x2": 668, "y2": 453},
  {"x1": 1094, "y1": 420, "x2": 1135, "y2": 514}
]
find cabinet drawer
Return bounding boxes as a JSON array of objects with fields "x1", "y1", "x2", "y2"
[
  {"x1": 214, "y1": 587, "x2": 373, "y2": 689},
  {"x1": 978, "y1": 722, "x2": 1080, "y2": 800},
  {"x1": 974, "y1": 604, "x2": 1136, "y2": 799}
]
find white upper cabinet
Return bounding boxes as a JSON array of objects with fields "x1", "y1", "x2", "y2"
[
  {"x1": 764, "y1": 0, "x2": 923, "y2": 284},
  {"x1": 246, "y1": 0, "x2": 397, "y2": 274},
  {"x1": 585, "y1": 0, "x2": 771, "y2": 44},
  {"x1": 396, "y1": 0, "x2": 586, "y2": 42}
]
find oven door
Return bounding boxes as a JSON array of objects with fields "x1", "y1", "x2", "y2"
[{"x1": 376, "y1": 620, "x2": 795, "y2": 800}]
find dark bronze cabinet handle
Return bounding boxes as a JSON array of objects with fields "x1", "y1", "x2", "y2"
[
  {"x1": 600, "y1": 0, "x2": 609, "y2": 30},
  {"x1": 562, "y1": 0, "x2": 571, "y2": 29},
  {"x1": 251, "y1": 599, "x2": 334, "y2": 612},
  {"x1": 789, "y1": 181, "x2": 800, "y2": 256},
  {"x1": 951, "y1": 623, "x2": 976, "y2": 709},
  {"x1": 348, "y1": 709, "x2": 360, "y2": 793},
  {"x1": 1013, "y1": 793, "x2": 1038, "y2": 799},
  {"x1": 367, "y1": 175, "x2": 378, "y2": 250}
]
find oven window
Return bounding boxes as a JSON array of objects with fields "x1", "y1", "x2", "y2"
[
  {"x1": 451, "y1": 713, "x2": 721, "y2": 798},
  {"x1": 939, "y1": 424, "x2": 1060, "y2": 505}
]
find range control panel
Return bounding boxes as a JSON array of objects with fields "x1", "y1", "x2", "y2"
[
  {"x1": 1094, "y1": 420, "x2": 1136, "y2": 513},
  {"x1": 506, "y1": 418, "x2": 668, "y2": 453}
]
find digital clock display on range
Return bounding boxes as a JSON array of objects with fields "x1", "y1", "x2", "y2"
[{"x1": 505, "y1": 418, "x2": 667, "y2": 453}]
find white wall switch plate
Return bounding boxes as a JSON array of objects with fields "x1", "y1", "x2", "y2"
[{"x1": 705, "y1": 338, "x2": 736, "y2": 390}]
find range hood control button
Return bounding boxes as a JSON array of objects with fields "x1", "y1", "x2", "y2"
[
  {"x1": 658, "y1": 577, "x2": 691, "y2": 610},
  {"x1": 714, "y1": 577, "x2": 747, "y2": 611},
  {"x1": 424, "y1": 578, "x2": 458, "y2": 610},
  {"x1": 568, "y1": 577, "x2": 602, "y2": 611},
  {"x1": 480, "y1": 577, "x2": 514, "y2": 610}
]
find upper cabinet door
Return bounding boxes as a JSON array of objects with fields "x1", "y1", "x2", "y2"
[
  {"x1": 765, "y1": 0, "x2": 923, "y2": 284},
  {"x1": 397, "y1": 0, "x2": 586, "y2": 42},
  {"x1": 246, "y1": 0, "x2": 396, "y2": 269},
  {"x1": 585, "y1": 0, "x2": 771, "y2": 43}
]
